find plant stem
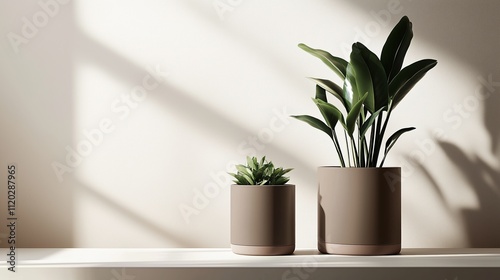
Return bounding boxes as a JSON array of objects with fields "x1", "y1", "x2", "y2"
[
  {"x1": 343, "y1": 130, "x2": 351, "y2": 167},
  {"x1": 360, "y1": 141, "x2": 365, "y2": 167},
  {"x1": 362, "y1": 136, "x2": 369, "y2": 167},
  {"x1": 372, "y1": 112, "x2": 384, "y2": 166},
  {"x1": 375, "y1": 107, "x2": 393, "y2": 167},
  {"x1": 351, "y1": 137, "x2": 359, "y2": 167},
  {"x1": 358, "y1": 112, "x2": 364, "y2": 167},
  {"x1": 332, "y1": 130, "x2": 345, "y2": 167},
  {"x1": 368, "y1": 121, "x2": 376, "y2": 167}
]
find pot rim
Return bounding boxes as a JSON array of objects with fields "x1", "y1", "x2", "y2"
[
  {"x1": 318, "y1": 166, "x2": 401, "y2": 170},
  {"x1": 231, "y1": 184, "x2": 295, "y2": 187}
]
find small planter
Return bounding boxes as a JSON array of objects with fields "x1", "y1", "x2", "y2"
[
  {"x1": 318, "y1": 167, "x2": 401, "y2": 255},
  {"x1": 231, "y1": 184, "x2": 295, "y2": 255}
]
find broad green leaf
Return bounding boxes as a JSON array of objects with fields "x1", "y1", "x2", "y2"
[
  {"x1": 380, "y1": 127, "x2": 416, "y2": 166},
  {"x1": 343, "y1": 63, "x2": 358, "y2": 111},
  {"x1": 315, "y1": 84, "x2": 327, "y2": 102},
  {"x1": 309, "y1": 77, "x2": 346, "y2": 108},
  {"x1": 355, "y1": 42, "x2": 389, "y2": 111},
  {"x1": 381, "y1": 16, "x2": 413, "y2": 81},
  {"x1": 346, "y1": 92, "x2": 368, "y2": 136},
  {"x1": 389, "y1": 59, "x2": 437, "y2": 108},
  {"x1": 360, "y1": 108, "x2": 385, "y2": 137},
  {"x1": 313, "y1": 98, "x2": 346, "y2": 130},
  {"x1": 291, "y1": 115, "x2": 333, "y2": 139},
  {"x1": 350, "y1": 45, "x2": 375, "y2": 113},
  {"x1": 298, "y1": 43, "x2": 348, "y2": 79}
]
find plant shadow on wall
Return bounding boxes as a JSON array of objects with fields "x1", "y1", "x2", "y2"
[
  {"x1": 341, "y1": 0, "x2": 500, "y2": 247},
  {"x1": 417, "y1": 91, "x2": 500, "y2": 247}
]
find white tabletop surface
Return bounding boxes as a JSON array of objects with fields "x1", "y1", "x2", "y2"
[{"x1": 2, "y1": 248, "x2": 500, "y2": 268}]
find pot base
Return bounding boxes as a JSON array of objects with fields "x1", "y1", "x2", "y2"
[
  {"x1": 318, "y1": 242, "x2": 400, "y2": 255},
  {"x1": 231, "y1": 244, "x2": 295, "y2": 256}
]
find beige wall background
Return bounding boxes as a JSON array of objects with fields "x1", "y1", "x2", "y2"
[{"x1": 0, "y1": 0, "x2": 499, "y2": 248}]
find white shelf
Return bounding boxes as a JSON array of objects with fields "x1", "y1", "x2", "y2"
[
  {"x1": 1, "y1": 248, "x2": 499, "y2": 279},
  {"x1": 1, "y1": 248, "x2": 500, "y2": 267}
]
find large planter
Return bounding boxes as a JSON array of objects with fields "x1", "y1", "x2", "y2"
[
  {"x1": 231, "y1": 184, "x2": 295, "y2": 255},
  {"x1": 318, "y1": 167, "x2": 401, "y2": 255}
]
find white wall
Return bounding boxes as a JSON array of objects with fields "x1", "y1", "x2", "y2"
[{"x1": 1, "y1": 0, "x2": 499, "y2": 248}]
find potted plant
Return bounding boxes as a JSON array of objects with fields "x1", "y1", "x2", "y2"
[
  {"x1": 292, "y1": 16, "x2": 437, "y2": 255},
  {"x1": 229, "y1": 156, "x2": 295, "y2": 255}
]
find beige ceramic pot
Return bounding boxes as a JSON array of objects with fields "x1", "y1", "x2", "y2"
[
  {"x1": 318, "y1": 167, "x2": 401, "y2": 255},
  {"x1": 231, "y1": 184, "x2": 295, "y2": 255}
]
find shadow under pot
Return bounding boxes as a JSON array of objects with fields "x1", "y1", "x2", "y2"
[
  {"x1": 231, "y1": 184, "x2": 295, "y2": 255},
  {"x1": 318, "y1": 167, "x2": 401, "y2": 255}
]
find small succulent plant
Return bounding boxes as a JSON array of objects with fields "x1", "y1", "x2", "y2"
[{"x1": 229, "y1": 156, "x2": 292, "y2": 185}]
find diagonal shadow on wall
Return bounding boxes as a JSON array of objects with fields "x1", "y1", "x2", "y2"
[
  {"x1": 74, "y1": 180, "x2": 202, "y2": 247},
  {"x1": 67, "y1": 27, "x2": 317, "y2": 246},
  {"x1": 73, "y1": 28, "x2": 315, "y2": 181}
]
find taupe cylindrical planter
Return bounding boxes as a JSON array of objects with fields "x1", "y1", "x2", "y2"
[
  {"x1": 231, "y1": 184, "x2": 295, "y2": 255},
  {"x1": 318, "y1": 167, "x2": 401, "y2": 255}
]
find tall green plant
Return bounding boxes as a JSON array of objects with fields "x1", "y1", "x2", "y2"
[{"x1": 292, "y1": 16, "x2": 437, "y2": 167}]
